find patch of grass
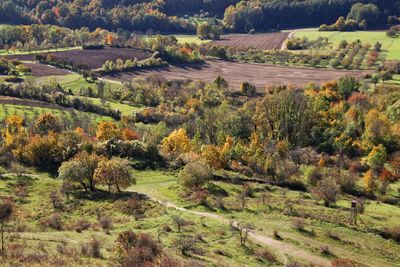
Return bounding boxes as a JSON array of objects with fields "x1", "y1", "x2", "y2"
[
  {"x1": 0, "y1": 46, "x2": 81, "y2": 56},
  {"x1": 0, "y1": 103, "x2": 112, "y2": 122},
  {"x1": 129, "y1": 169, "x2": 400, "y2": 267},
  {"x1": 293, "y1": 29, "x2": 400, "y2": 60},
  {"x1": 173, "y1": 35, "x2": 210, "y2": 45}
]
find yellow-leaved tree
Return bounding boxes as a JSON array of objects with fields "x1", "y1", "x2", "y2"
[
  {"x1": 3, "y1": 115, "x2": 28, "y2": 155},
  {"x1": 160, "y1": 128, "x2": 191, "y2": 160},
  {"x1": 96, "y1": 121, "x2": 122, "y2": 141}
]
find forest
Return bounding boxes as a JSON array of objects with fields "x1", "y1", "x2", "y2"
[{"x1": 1, "y1": 0, "x2": 400, "y2": 33}]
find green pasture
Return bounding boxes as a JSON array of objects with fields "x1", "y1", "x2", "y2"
[{"x1": 294, "y1": 29, "x2": 400, "y2": 60}]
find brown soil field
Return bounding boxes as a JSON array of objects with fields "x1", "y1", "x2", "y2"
[
  {"x1": 4, "y1": 47, "x2": 152, "y2": 70},
  {"x1": 0, "y1": 96, "x2": 68, "y2": 110},
  {"x1": 104, "y1": 59, "x2": 368, "y2": 91},
  {"x1": 211, "y1": 32, "x2": 290, "y2": 50},
  {"x1": 24, "y1": 63, "x2": 71, "y2": 77}
]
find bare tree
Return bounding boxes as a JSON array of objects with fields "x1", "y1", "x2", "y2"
[
  {"x1": 231, "y1": 222, "x2": 254, "y2": 246},
  {"x1": 173, "y1": 236, "x2": 197, "y2": 256},
  {"x1": 171, "y1": 215, "x2": 189, "y2": 233}
]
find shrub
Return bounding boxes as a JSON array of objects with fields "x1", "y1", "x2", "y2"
[
  {"x1": 255, "y1": 248, "x2": 277, "y2": 263},
  {"x1": 99, "y1": 214, "x2": 113, "y2": 232},
  {"x1": 291, "y1": 218, "x2": 306, "y2": 231},
  {"x1": 39, "y1": 213, "x2": 63, "y2": 231},
  {"x1": 379, "y1": 227, "x2": 400, "y2": 243},
  {"x1": 115, "y1": 231, "x2": 162, "y2": 266},
  {"x1": 178, "y1": 160, "x2": 213, "y2": 190},
  {"x1": 75, "y1": 219, "x2": 91, "y2": 233}
]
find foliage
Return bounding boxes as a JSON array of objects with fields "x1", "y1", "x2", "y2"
[
  {"x1": 179, "y1": 160, "x2": 213, "y2": 190},
  {"x1": 94, "y1": 157, "x2": 135, "y2": 193}
]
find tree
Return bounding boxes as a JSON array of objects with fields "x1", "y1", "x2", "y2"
[
  {"x1": 364, "y1": 109, "x2": 391, "y2": 146},
  {"x1": 0, "y1": 201, "x2": 13, "y2": 255},
  {"x1": 366, "y1": 145, "x2": 387, "y2": 172},
  {"x1": 232, "y1": 222, "x2": 254, "y2": 246},
  {"x1": 23, "y1": 133, "x2": 63, "y2": 173},
  {"x1": 312, "y1": 177, "x2": 340, "y2": 207},
  {"x1": 94, "y1": 157, "x2": 135, "y2": 193},
  {"x1": 254, "y1": 89, "x2": 314, "y2": 146},
  {"x1": 35, "y1": 113, "x2": 61, "y2": 135},
  {"x1": 160, "y1": 128, "x2": 191, "y2": 160},
  {"x1": 240, "y1": 81, "x2": 256, "y2": 96},
  {"x1": 96, "y1": 121, "x2": 122, "y2": 141},
  {"x1": 173, "y1": 236, "x2": 197, "y2": 256},
  {"x1": 2, "y1": 115, "x2": 27, "y2": 151},
  {"x1": 337, "y1": 76, "x2": 359, "y2": 100},
  {"x1": 347, "y1": 3, "x2": 381, "y2": 26},
  {"x1": 197, "y1": 23, "x2": 221, "y2": 40},
  {"x1": 171, "y1": 215, "x2": 189, "y2": 233},
  {"x1": 178, "y1": 160, "x2": 213, "y2": 190},
  {"x1": 58, "y1": 151, "x2": 105, "y2": 192}
]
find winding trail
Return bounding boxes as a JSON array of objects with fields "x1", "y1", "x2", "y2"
[{"x1": 130, "y1": 189, "x2": 331, "y2": 267}]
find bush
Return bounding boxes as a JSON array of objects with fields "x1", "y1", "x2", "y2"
[
  {"x1": 99, "y1": 214, "x2": 113, "y2": 232},
  {"x1": 179, "y1": 160, "x2": 213, "y2": 190},
  {"x1": 255, "y1": 248, "x2": 277, "y2": 263},
  {"x1": 291, "y1": 218, "x2": 306, "y2": 231},
  {"x1": 379, "y1": 227, "x2": 400, "y2": 243},
  {"x1": 39, "y1": 213, "x2": 63, "y2": 231}
]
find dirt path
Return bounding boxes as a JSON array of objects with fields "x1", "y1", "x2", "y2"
[{"x1": 131, "y1": 189, "x2": 330, "y2": 267}]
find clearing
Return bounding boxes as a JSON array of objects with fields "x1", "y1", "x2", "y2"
[
  {"x1": 211, "y1": 32, "x2": 290, "y2": 50},
  {"x1": 104, "y1": 59, "x2": 368, "y2": 90}
]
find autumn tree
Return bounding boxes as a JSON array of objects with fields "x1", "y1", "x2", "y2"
[
  {"x1": 364, "y1": 109, "x2": 391, "y2": 146},
  {"x1": 254, "y1": 89, "x2": 314, "y2": 146},
  {"x1": 58, "y1": 151, "x2": 105, "y2": 192},
  {"x1": 96, "y1": 121, "x2": 122, "y2": 141},
  {"x1": 312, "y1": 177, "x2": 341, "y2": 207},
  {"x1": 160, "y1": 128, "x2": 191, "y2": 160},
  {"x1": 2, "y1": 115, "x2": 27, "y2": 153},
  {"x1": 35, "y1": 113, "x2": 61, "y2": 135},
  {"x1": 178, "y1": 160, "x2": 213, "y2": 190},
  {"x1": 115, "y1": 231, "x2": 162, "y2": 266},
  {"x1": 94, "y1": 157, "x2": 135, "y2": 193},
  {"x1": 22, "y1": 133, "x2": 63, "y2": 173}
]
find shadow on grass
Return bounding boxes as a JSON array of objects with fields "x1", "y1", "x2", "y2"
[{"x1": 72, "y1": 189, "x2": 134, "y2": 202}]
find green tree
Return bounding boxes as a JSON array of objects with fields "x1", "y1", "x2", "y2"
[{"x1": 179, "y1": 160, "x2": 213, "y2": 190}]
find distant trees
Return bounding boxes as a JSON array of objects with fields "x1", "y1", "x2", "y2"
[
  {"x1": 197, "y1": 23, "x2": 222, "y2": 40},
  {"x1": 254, "y1": 89, "x2": 314, "y2": 147},
  {"x1": 347, "y1": 3, "x2": 381, "y2": 26}
]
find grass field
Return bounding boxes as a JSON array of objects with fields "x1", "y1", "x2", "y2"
[
  {"x1": 0, "y1": 103, "x2": 112, "y2": 123},
  {"x1": 293, "y1": 29, "x2": 400, "y2": 60},
  {"x1": 130, "y1": 170, "x2": 400, "y2": 267},
  {"x1": 0, "y1": 171, "x2": 277, "y2": 267},
  {"x1": 36, "y1": 74, "x2": 140, "y2": 116},
  {"x1": 173, "y1": 35, "x2": 210, "y2": 45},
  {"x1": 0, "y1": 46, "x2": 81, "y2": 56},
  {"x1": 38, "y1": 74, "x2": 121, "y2": 94}
]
